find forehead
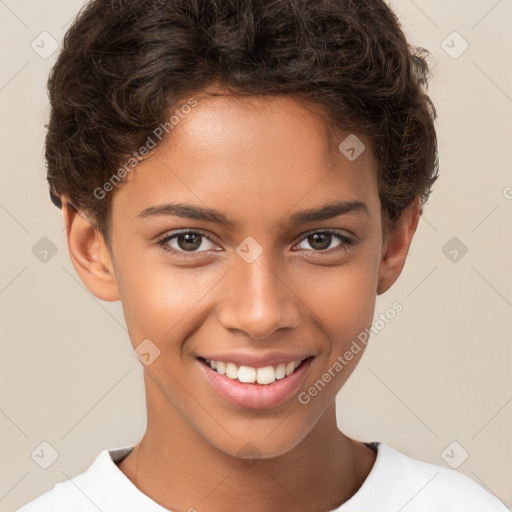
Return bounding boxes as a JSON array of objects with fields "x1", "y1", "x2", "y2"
[{"x1": 111, "y1": 94, "x2": 380, "y2": 228}]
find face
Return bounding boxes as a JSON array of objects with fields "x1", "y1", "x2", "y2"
[{"x1": 67, "y1": 92, "x2": 418, "y2": 460}]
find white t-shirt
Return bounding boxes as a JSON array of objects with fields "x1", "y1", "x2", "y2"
[{"x1": 15, "y1": 441, "x2": 508, "y2": 512}]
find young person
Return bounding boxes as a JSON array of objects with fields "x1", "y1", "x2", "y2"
[{"x1": 17, "y1": 0, "x2": 508, "y2": 510}]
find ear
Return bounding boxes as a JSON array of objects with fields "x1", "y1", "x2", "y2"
[
  {"x1": 62, "y1": 199, "x2": 121, "y2": 302},
  {"x1": 377, "y1": 198, "x2": 421, "y2": 295}
]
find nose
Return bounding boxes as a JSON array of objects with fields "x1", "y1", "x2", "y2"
[{"x1": 217, "y1": 250, "x2": 301, "y2": 340}]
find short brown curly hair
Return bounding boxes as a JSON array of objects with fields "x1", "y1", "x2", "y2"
[{"x1": 45, "y1": 0, "x2": 438, "y2": 251}]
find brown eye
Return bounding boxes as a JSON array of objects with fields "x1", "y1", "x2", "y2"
[
  {"x1": 295, "y1": 230, "x2": 353, "y2": 254},
  {"x1": 306, "y1": 233, "x2": 333, "y2": 251},
  {"x1": 175, "y1": 232, "x2": 203, "y2": 251},
  {"x1": 157, "y1": 230, "x2": 217, "y2": 257}
]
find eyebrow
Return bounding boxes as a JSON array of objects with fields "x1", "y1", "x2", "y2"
[
  {"x1": 137, "y1": 199, "x2": 370, "y2": 227},
  {"x1": 287, "y1": 199, "x2": 369, "y2": 224}
]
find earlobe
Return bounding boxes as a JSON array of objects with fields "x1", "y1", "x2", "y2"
[
  {"x1": 376, "y1": 199, "x2": 421, "y2": 295},
  {"x1": 62, "y1": 200, "x2": 121, "y2": 302}
]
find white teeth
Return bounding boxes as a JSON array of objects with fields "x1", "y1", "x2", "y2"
[
  {"x1": 204, "y1": 357, "x2": 307, "y2": 385},
  {"x1": 256, "y1": 366, "x2": 276, "y2": 385},
  {"x1": 225, "y1": 362, "x2": 238, "y2": 379},
  {"x1": 238, "y1": 366, "x2": 257, "y2": 383},
  {"x1": 216, "y1": 361, "x2": 226, "y2": 375},
  {"x1": 275, "y1": 363, "x2": 286, "y2": 380}
]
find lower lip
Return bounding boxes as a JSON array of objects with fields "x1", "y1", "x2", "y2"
[{"x1": 197, "y1": 357, "x2": 314, "y2": 410}]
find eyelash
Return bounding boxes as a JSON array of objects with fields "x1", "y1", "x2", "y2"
[{"x1": 156, "y1": 229, "x2": 354, "y2": 260}]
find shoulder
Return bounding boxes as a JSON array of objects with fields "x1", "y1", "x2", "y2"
[
  {"x1": 338, "y1": 442, "x2": 509, "y2": 511},
  {"x1": 383, "y1": 443, "x2": 504, "y2": 499},
  {"x1": 14, "y1": 447, "x2": 136, "y2": 512},
  {"x1": 15, "y1": 470, "x2": 98, "y2": 512}
]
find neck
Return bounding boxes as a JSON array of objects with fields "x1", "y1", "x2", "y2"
[{"x1": 117, "y1": 375, "x2": 376, "y2": 512}]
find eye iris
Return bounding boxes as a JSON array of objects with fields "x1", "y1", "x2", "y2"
[
  {"x1": 178, "y1": 233, "x2": 202, "y2": 251},
  {"x1": 309, "y1": 233, "x2": 332, "y2": 251}
]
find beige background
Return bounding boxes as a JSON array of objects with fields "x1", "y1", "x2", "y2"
[{"x1": 1, "y1": 0, "x2": 511, "y2": 510}]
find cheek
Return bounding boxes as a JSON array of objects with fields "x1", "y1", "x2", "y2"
[
  {"x1": 116, "y1": 254, "x2": 213, "y2": 346},
  {"x1": 302, "y1": 257, "x2": 378, "y2": 339}
]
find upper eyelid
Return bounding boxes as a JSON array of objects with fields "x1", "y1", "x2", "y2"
[
  {"x1": 297, "y1": 228, "x2": 351, "y2": 240},
  {"x1": 161, "y1": 229, "x2": 216, "y2": 243}
]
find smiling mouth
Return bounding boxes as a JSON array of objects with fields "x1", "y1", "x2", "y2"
[{"x1": 197, "y1": 356, "x2": 314, "y2": 385}]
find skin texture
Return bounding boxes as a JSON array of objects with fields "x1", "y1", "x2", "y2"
[{"x1": 62, "y1": 92, "x2": 420, "y2": 512}]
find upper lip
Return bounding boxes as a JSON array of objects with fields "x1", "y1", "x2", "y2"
[{"x1": 198, "y1": 352, "x2": 314, "y2": 369}]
